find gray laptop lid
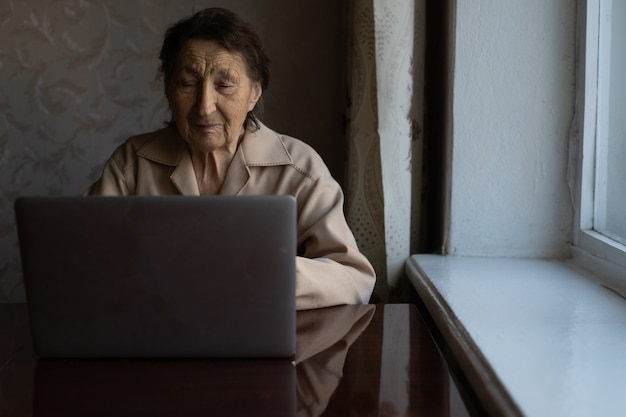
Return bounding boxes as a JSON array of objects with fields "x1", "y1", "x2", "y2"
[{"x1": 15, "y1": 195, "x2": 296, "y2": 359}]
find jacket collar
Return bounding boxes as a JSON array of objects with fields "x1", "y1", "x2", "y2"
[
  {"x1": 136, "y1": 123, "x2": 293, "y2": 195},
  {"x1": 240, "y1": 122, "x2": 293, "y2": 166},
  {"x1": 137, "y1": 127, "x2": 185, "y2": 166}
]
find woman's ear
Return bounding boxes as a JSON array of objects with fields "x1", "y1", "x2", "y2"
[
  {"x1": 164, "y1": 82, "x2": 173, "y2": 103},
  {"x1": 248, "y1": 82, "x2": 262, "y2": 111}
]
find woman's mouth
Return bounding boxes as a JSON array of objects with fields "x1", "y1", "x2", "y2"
[{"x1": 193, "y1": 122, "x2": 221, "y2": 132}]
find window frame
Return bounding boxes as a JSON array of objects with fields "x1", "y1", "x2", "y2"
[{"x1": 572, "y1": 0, "x2": 626, "y2": 272}]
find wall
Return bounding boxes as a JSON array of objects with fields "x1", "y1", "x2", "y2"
[
  {"x1": 448, "y1": 0, "x2": 578, "y2": 258},
  {"x1": 0, "y1": 0, "x2": 347, "y2": 302}
]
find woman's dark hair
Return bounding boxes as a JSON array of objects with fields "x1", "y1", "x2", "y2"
[{"x1": 159, "y1": 8, "x2": 270, "y2": 132}]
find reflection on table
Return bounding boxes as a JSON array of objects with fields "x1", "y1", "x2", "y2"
[{"x1": 0, "y1": 304, "x2": 470, "y2": 416}]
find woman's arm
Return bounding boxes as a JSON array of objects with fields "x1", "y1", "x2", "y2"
[{"x1": 294, "y1": 174, "x2": 376, "y2": 310}]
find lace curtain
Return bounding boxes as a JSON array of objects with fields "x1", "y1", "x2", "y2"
[{"x1": 346, "y1": 0, "x2": 426, "y2": 303}]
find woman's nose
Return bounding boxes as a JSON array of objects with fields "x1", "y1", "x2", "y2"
[{"x1": 196, "y1": 84, "x2": 217, "y2": 116}]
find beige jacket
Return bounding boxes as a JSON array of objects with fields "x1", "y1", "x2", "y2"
[{"x1": 88, "y1": 123, "x2": 375, "y2": 310}]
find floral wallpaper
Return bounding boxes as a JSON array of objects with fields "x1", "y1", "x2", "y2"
[
  {"x1": 0, "y1": 0, "x2": 348, "y2": 302},
  {"x1": 1, "y1": 0, "x2": 186, "y2": 302}
]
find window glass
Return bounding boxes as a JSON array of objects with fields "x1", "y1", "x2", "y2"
[{"x1": 594, "y1": 0, "x2": 626, "y2": 245}]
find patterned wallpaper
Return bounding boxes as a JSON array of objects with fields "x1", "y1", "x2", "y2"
[{"x1": 1, "y1": 0, "x2": 348, "y2": 302}]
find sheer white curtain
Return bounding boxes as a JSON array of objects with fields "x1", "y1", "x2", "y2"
[{"x1": 346, "y1": 0, "x2": 426, "y2": 303}]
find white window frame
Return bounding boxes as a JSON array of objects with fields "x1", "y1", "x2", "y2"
[{"x1": 572, "y1": 0, "x2": 626, "y2": 275}]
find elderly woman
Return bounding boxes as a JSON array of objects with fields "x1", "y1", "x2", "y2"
[{"x1": 88, "y1": 8, "x2": 375, "y2": 310}]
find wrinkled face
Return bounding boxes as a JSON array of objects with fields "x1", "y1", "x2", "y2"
[{"x1": 167, "y1": 39, "x2": 262, "y2": 154}]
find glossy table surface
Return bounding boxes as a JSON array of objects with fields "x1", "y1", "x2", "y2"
[{"x1": 0, "y1": 303, "x2": 471, "y2": 416}]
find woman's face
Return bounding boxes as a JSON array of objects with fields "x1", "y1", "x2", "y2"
[{"x1": 167, "y1": 39, "x2": 262, "y2": 154}]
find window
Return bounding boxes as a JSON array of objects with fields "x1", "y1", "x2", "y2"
[{"x1": 573, "y1": 0, "x2": 626, "y2": 271}]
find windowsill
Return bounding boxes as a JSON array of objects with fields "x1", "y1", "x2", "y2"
[{"x1": 406, "y1": 254, "x2": 626, "y2": 417}]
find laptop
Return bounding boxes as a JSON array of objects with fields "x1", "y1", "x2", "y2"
[{"x1": 14, "y1": 195, "x2": 296, "y2": 359}]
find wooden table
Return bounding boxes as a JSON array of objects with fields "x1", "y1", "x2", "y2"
[{"x1": 0, "y1": 303, "x2": 471, "y2": 416}]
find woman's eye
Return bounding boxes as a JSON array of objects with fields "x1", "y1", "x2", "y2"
[{"x1": 179, "y1": 79, "x2": 197, "y2": 88}]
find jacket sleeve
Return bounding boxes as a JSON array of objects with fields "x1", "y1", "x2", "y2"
[{"x1": 295, "y1": 173, "x2": 376, "y2": 310}]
